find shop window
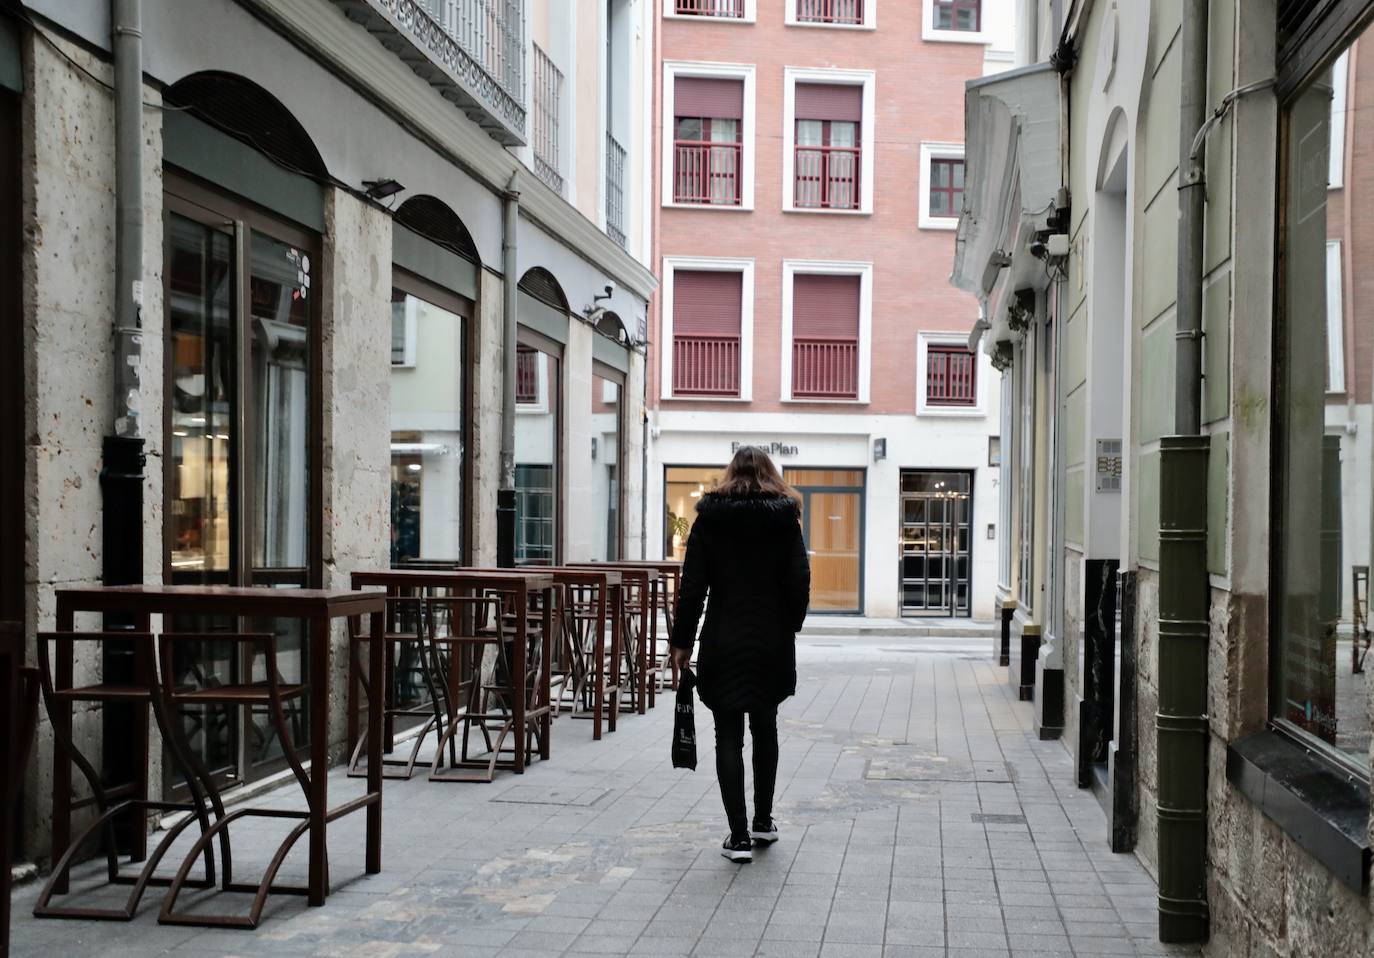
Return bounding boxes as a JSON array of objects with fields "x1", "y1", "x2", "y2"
[
  {"x1": 1274, "y1": 36, "x2": 1372, "y2": 776},
  {"x1": 388, "y1": 276, "x2": 469, "y2": 567},
  {"x1": 589, "y1": 368, "x2": 624, "y2": 560},
  {"x1": 515, "y1": 332, "x2": 562, "y2": 565}
]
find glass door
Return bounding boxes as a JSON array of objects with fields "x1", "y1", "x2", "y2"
[
  {"x1": 900, "y1": 471, "x2": 972, "y2": 617},
  {"x1": 785, "y1": 469, "x2": 865, "y2": 614},
  {"x1": 164, "y1": 183, "x2": 318, "y2": 794}
]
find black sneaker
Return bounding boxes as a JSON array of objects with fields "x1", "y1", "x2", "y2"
[
  {"x1": 751, "y1": 819, "x2": 779, "y2": 846},
  {"x1": 721, "y1": 835, "x2": 753, "y2": 863}
]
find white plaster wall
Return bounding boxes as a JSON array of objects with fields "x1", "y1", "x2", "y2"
[
  {"x1": 320, "y1": 188, "x2": 392, "y2": 751},
  {"x1": 20, "y1": 30, "x2": 165, "y2": 850},
  {"x1": 647, "y1": 400, "x2": 1002, "y2": 620}
]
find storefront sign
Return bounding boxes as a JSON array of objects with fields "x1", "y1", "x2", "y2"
[{"x1": 731, "y1": 441, "x2": 799, "y2": 457}]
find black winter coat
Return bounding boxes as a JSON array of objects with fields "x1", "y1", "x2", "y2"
[{"x1": 669, "y1": 492, "x2": 811, "y2": 713}]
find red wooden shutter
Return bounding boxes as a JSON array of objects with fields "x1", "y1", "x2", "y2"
[
  {"x1": 674, "y1": 271, "x2": 743, "y2": 334},
  {"x1": 675, "y1": 77, "x2": 744, "y2": 119},
  {"x1": 793, "y1": 274, "x2": 859, "y2": 338},
  {"x1": 795, "y1": 83, "x2": 862, "y2": 122}
]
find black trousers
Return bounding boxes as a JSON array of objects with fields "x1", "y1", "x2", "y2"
[{"x1": 713, "y1": 708, "x2": 778, "y2": 839}]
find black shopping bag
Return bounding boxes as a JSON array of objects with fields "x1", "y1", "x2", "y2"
[{"x1": 672, "y1": 666, "x2": 698, "y2": 770}]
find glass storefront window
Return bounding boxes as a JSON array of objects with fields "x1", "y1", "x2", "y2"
[
  {"x1": 516, "y1": 337, "x2": 560, "y2": 565},
  {"x1": 388, "y1": 285, "x2": 466, "y2": 565},
  {"x1": 1275, "y1": 21, "x2": 1372, "y2": 773},
  {"x1": 590, "y1": 371, "x2": 623, "y2": 560}
]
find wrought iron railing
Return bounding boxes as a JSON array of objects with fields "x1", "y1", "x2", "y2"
[
  {"x1": 673, "y1": 141, "x2": 742, "y2": 205},
  {"x1": 792, "y1": 338, "x2": 858, "y2": 399},
  {"x1": 672, "y1": 335, "x2": 741, "y2": 396},
  {"x1": 675, "y1": 0, "x2": 745, "y2": 17},
  {"x1": 532, "y1": 43, "x2": 563, "y2": 194},
  {"x1": 796, "y1": 0, "x2": 863, "y2": 24},
  {"x1": 795, "y1": 144, "x2": 860, "y2": 210},
  {"x1": 927, "y1": 346, "x2": 977, "y2": 406},
  {"x1": 335, "y1": 0, "x2": 527, "y2": 144},
  {"x1": 606, "y1": 133, "x2": 627, "y2": 247}
]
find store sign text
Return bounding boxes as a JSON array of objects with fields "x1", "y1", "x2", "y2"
[{"x1": 731, "y1": 441, "x2": 799, "y2": 457}]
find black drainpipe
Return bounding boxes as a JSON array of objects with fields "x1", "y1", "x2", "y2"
[{"x1": 1157, "y1": 0, "x2": 1210, "y2": 943}]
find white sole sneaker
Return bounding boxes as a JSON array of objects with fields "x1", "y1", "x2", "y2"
[
  {"x1": 721, "y1": 846, "x2": 754, "y2": 863},
  {"x1": 750, "y1": 827, "x2": 779, "y2": 846}
]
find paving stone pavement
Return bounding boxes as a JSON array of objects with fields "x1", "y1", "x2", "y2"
[{"x1": 8, "y1": 637, "x2": 1202, "y2": 958}]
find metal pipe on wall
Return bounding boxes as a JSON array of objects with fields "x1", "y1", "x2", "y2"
[
  {"x1": 497, "y1": 171, "x2": 520, "y2": 567},
  {"x1": 1157, "y1": 0, "x2": 1211, "y2": 943}
]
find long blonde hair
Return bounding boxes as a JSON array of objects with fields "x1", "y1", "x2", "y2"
[{"x1": 714, "y1": 446, "x2": 800, "y2": 501}]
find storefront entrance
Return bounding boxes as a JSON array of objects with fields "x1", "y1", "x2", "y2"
[{"x1": 900, "y1": 471, "x2": 973, "y2": 617}]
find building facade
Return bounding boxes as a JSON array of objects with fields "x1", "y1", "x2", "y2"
[
  {"x1": 957, "y1": 0, "x2": 1374, "y2": 950},
  {"x1": 0, "y1": 0, "x2": 657, "y2": 862},
  {"x1": 647, "y1": 0, "x2": 1014, "y2": 620}
]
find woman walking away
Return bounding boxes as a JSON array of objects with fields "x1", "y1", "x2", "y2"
[{"x1": 670, "y1": 446, "x2": 811, "y2": 863}]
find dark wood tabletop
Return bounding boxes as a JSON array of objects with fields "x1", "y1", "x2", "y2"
[{"x1": 54, "y1": 584, "x2": 385, "y2": 618}]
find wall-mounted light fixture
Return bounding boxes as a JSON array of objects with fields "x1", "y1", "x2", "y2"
[
  {"x1": 873, "y1": 438, "x2": 887, "y2": 461},
  {"x1": 591, "y1": 437, "x2": 599, "y2": 462},
  {"x1": 362, "y1": 178, "x2": 405, "y2": 201}
]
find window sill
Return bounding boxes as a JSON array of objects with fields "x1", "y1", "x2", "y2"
[
  {"x1": 785, "y1": 206, "x2": 871, "y2": 216},
  {"x1": 919, "y1": 217, "x2": 959, "y2": 231},
  {"x1": 917, "y1": 405, "x2": 985, "y2": 418},
  {"x1": 663, "y1": 394, "x2": 752, "y2": 403},
  {"x1": 923, "y1": 28, "x2": 990, "y2": 45},
  {"x1": 664, "y1": 12, "x2": 755, "y2": 24},
  {"x1": 663, "y1": 201, "x2": 753, "y2": 212},
  {"x1": 783, "y1": 397, "x2": 867, "y2": 405},
  {"x1": 1226, "y1": 731, "x2": 1371, "y2": 893},
  {"x1": 786, "y1": 20, "x2": 876, "y2": 31}
]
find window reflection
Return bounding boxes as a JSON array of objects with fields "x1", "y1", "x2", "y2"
[
  {"x1": 389, "y1": 289, "x2": 465, "y2": 564},
  {"x1": 516, "y1": 343, "x2": 559, "y2": 565},
  {"x1": 1277, "y1": 25, "x2": 1373, "y2": 770},
  {"x1": 590, "y1": 373, "x2": 623, "y2": 561}
]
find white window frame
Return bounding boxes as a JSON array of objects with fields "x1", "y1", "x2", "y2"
[
  {"x1": 1329, "y1": 51, "x2": 1349, "y2": 190},
  {"x1": 919, "y1": 142, "x2": 964, "y2": 230},
  {"x1": 780, "y1": 259, "x2": 873, "y2": 404},
  {"x1": 516, "y1": 349, "x2": 552, "y2": 415},
  {"x1": 922, "y1": 0, "x2": 989, "y2": 44},
  {"x1": 785, "y1": 0, "x2": 876, "y2": 30},
  {"x1": 392, "y1": 295, "x2": 418, "y2": 368},
  {"x1": 662, "y1": 61, "x2": 757, "y2": 211},
  {"x1": 917, "y1": 330, "x2": 986, "y2": 417},
  {"x1": 1326, "y1": 240, "x2": 1346, "y2": 394},
  {"x1": 663, "y1": 0, "x2": 757, "y2": 23},
  {"x1": 782, "y1": 67, "x2": 877, "y2": 215},
  {"x1": 660, "y1": 255, "x2": 755, "y2": 403}
]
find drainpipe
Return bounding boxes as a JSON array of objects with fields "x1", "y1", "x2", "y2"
[
  {"x1": 497, "y1": 172, "x2": 520, "y2": 567},
  {"x1": 1157, "y1": 0, "x2": 1210, "y2": 944},
  {"x1": 101, "y1": 0, "x2": 146, "y2": 850}
]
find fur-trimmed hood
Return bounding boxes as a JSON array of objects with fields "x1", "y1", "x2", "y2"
[{"x1": 694, "y1": 492, "x2": 801, "y2": 527}]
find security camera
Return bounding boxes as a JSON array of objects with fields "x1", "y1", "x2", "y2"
[
  {"x1": 1029, "y1": 238, "x2": 1048, "y2": 261},
  {"x1": 594, "y1": 281, "x2": 615, "y2": 303}
]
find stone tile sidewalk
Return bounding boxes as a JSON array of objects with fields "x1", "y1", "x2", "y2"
[{"x1": 8, "y1": 637, "x2": 1200, "y2": 957}]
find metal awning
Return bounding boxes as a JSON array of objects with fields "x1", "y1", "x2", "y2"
[{"x1": 950, "y1": 62, "x2": 1061, "y2": 354}]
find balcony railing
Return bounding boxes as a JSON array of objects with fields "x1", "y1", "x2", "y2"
[
  {"x1": 793, "y1": 338, "x2": 858, "y2": 399},
  {"x1": 795, "y1": 145, "x2": 860, "y2": 210},
  {"x1": 675, "y1": 0, "x2": 746, "y2": 17},
  {"x1": 532, "y1": 43, "x2": 563, "y2": 194},
  {"x1": 673, "y1": 141, "x2": 742, "y2": 205},
  {"x1": 927, "y1": 347, "x2": 977, "y2": 406},
  {"x1": 335, "y1": 0, "x2": 527, "y2": 145},
  {"x1": 673, "y1": 335, "x2": 741, "y2": 396},
  {"x1": 606, "y1": 133, "x2": 627, "y2": 248},
  {"x1": 796, "y1": 0, "x2": 863, "y2": 24}
]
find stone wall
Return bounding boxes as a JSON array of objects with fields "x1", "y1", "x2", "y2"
[
  {"x1": 320, "y1": 187, "x2": 391, "y2": 753},
  {"x1": 1133, "y1": 567, "x2": 1160, "y2": 879},
  {"x1": 470, "y1": 267, "x2": 504, "y2": 567},
  {"x1": 19, "y1": 30, "x2": 164, "y2": 857},
  {"x1": 1062, "y1": 548, "x2": 1083, "y2": 751}
]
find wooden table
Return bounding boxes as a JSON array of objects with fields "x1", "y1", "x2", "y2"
[
  {"x1": 593, "y1": 561, "x2": 683, "y2": 688},
  {"x1": 348, "y1": 569, "x2": 555, "y2": 775},
  {"x1": 51, "y1": 586, "x2": 386, "y2": 909}
]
